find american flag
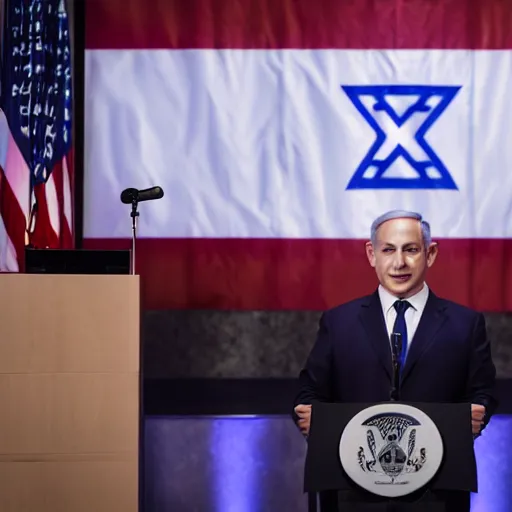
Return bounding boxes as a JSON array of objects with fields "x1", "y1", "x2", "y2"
[{"x1": 0, "y1": 0, "x2": 73, "y2": 272}]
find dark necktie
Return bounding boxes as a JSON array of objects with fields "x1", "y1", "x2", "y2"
[{"x1": 393, "y1": 300, "x2": 411, "y2": 371}]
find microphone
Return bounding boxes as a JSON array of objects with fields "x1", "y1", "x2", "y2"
[
  {"x1": 120, "y1": 186, "x2": 164, "y2": 204},
  {"x1": 120, "y1": 186, "x2": 164, "y2": 276},
  {"x1": 390, "y1": 332, "x2": 402, "y2": 401}
]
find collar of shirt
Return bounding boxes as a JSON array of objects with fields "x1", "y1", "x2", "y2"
[{"x1": 378, "y1": 282, "x2": 430, "y2": 317}]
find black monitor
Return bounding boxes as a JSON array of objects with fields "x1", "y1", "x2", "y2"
[{"x1": 25, "y1": 248, "x2": 131, "y2": 275}]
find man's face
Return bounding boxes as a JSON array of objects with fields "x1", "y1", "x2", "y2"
[{"x1": 365, "y1": 218, "x2": 438, "y2": 298}]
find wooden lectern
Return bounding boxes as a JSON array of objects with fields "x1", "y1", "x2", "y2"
[{"x1": 0, "y1": 274, "x2": 140, "y2": 512}]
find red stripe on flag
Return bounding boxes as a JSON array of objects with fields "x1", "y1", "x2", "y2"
[
  {"x1": 65, "y1": 149, "x2": 75, "y2": 247},
  {"x1": 0, "y1": 166, "x2": 26, "y2": 269},
  {"x1": 83, "y1": 238, "x2": 512, "y2": 312},
  {"x1": 51, "y1": 157, "x2": 73, "y2": 248},
  {"x1": 29, "y1": 182, "x2": 60, "y2": 249},
  {"x1": 65, "y1": 147, "x2": 74, "y2": 197},
  {"x1": 85, "y1": 0, "x2": 512, "y2": 50}
]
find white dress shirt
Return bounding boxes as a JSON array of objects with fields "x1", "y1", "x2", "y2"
[{"x1": 378, "y1": 282, "x2": 430, "y2": 347}]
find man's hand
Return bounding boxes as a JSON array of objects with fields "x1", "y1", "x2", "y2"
[
  {"x1": 294, "y1": 404, "x2": 312, "y2": 436},
  {"x1": 471, "y1": 404, "x2": 486, "y2": 435}
]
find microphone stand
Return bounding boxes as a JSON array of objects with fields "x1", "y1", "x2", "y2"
[
  {"x1": 130, "y1": 198, "x2": 139, "y2": 275},
  {"x1": 390, "y1": 333, "x2": 402, "y2": 401},
  {"x1": 121, "y1": 186, "x2": 164, "y2": 274}
]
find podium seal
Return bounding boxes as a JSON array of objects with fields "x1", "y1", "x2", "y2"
[{"x1": 339, "y1": 403, "x2": 444, "y2": 497}]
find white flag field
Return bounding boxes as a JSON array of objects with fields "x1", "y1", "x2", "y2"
[{"x1": 84, "y1": 0, "x2": 512, "y2": 311}]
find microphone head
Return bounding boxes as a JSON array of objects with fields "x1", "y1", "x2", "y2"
[
  {"x1": 138, "y1": 186, "x2": 164, "y2": 202},
  {"x1": 152, "y1": 186, "x2": 164, "y2": 199},
  {"x1": 120, "y1": 187, "x2": 139, "y2": 204},
  {"x1": 121, "y1": 186, "x2": 164, "y2": 204}
]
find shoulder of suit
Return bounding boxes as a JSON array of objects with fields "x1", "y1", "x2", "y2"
[
  {"x1": 323, "y1": 294, "x2": 374, "y2": 317},
  {"x1": 434, "y1": 295, "x2": 483, "y2": 320}
]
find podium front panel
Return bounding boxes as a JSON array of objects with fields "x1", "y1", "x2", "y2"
[
  {"x1": 305, "y1": 401, "x2": 477, "y2": 495},
  {"x1": 0, "y1": 274, "x2": 140, "y2": 512}
]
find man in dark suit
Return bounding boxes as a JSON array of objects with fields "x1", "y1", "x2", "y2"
[{"x1": 294, "y1": 210, "x2": 497, "y2": 511}]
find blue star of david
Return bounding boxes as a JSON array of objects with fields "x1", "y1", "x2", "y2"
[{"x1": 341, "y1": 85, "x2": 461, "y2": 190}]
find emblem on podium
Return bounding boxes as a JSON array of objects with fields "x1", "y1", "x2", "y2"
[{"x1": 339, "y1": 404, "x2": 444, "y2": 497}]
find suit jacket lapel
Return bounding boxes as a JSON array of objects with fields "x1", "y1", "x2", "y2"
[
  {"x1": 359, "y1": 291, "x2": 392, "y2": 380},
  {"x1": 401, "y1": 291, "x2": 447, "y2": 384}
]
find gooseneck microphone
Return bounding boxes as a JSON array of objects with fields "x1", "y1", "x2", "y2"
[
  {"x1": 119, "y1": 185, "x2": 165, "y2": 276},
  {"x1": 120, "y1": 186, "x2": 164, "y2": 204},
  {"x1": 390, "y1": 332, "x2": 402, "y2": 401}
]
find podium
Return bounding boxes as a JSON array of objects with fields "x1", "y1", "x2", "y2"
[
  {"x1": 0, "y1": 274, "x2": 140, "y2": 512},
  {"x1": 304, "y1": 402, "x2": 477, "y2": 511}
]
